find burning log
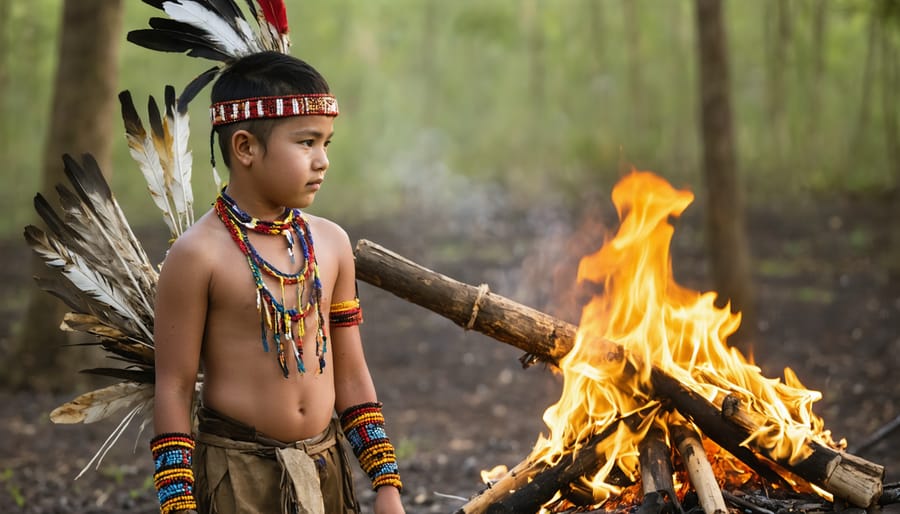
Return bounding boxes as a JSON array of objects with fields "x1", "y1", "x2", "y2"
[
  {"x1": 670, "y1": 422, "x2": 728, "y2": 514},
  {"x1": 354, "y1": 240, "x2": 886, "y2": 508},
  {"x1": 638, "y1": 427, "x2": 678, "y2": 506},
  {"x1": 458, "y1": 411, "x2": 643, "y2": 514}
]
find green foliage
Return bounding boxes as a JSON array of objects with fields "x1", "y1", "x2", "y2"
[
  {"x1": 1, "y1": 0, "x2": 897, "y2": 239},
  {"x1": 0, "y1": 468, "x2": 24, "y2": 508}
]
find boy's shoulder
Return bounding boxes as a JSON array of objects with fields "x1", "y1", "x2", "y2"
[
  {"x1": 304, "y1": 213, "x2": 353, "y2": 255},
  {"x1": 162, "y1": 211, "x2": 226, "y2": 268},
  {"x1": 305, "y1": 213, "x2": 348, "y2": 240}
]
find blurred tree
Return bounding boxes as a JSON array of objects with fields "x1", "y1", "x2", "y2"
[
  {"x1": 848, "y1": 7, "x2": 880, "y2": 172},
  {"x1": 764, "y1": 0, "x2": 792, "y2": 164},
  {"x1": 5, "y1": 0, "x2": 124, "y2": 392},
  {"x1": 622, "y1": 0, "x2": 645, "y2": 138},
  {"x1": 879, "y1": 0, "x2": 900, "y2": 183},
  {"x1": 806, "y1": 0, "x2": 828, "y2": 167},
  {"x1": 694, "y1": 0, "x2": 757, "y2": 352},
  {"x1": 0, "y1": 1, "x2": 8, "y2": 116}
]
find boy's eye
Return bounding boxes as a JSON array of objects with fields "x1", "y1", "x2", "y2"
[{"x1": 299, "y1": 140, "x2": 314, "y2": 147}]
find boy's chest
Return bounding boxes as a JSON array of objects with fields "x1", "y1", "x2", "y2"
[{"x1": 209, "y1": 230, "x2": 337, "y2": 314}]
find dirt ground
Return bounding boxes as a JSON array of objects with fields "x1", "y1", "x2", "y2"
[{"x1": 0, "y1": 189, "x2": 898, "y2": 513}]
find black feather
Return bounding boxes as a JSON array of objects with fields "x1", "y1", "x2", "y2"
[
  {"x1": 119, "y1": 91, "x2": 147, "y2": 138},
  {"x1": 127, "y1": 29, "x2": 232, "y2": 62},
  {"x1": 178, "y1": 67, "x2": 219, "y2": 113},
  {"x1": 80, "y1": 368, "x2": 155, "y2": 384},
  {"x1": 148, "y1": 16, "x2": 209, "y2": 38},
  {"x1": 205, "y1": 0, "x2": 248, "y2": 30}
]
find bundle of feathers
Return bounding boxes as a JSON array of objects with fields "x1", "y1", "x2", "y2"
[{"x1": 25, "y1": 0, "x2": 292, "y2": 477}]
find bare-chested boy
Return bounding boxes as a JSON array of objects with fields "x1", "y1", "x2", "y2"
[{"x1": 149, "y1": 51, "x2": 405, "y2": 514}]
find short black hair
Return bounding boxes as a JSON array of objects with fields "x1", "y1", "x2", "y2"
[{"x1": 211, "y1": 51, "x2": 331, "y2": 168}]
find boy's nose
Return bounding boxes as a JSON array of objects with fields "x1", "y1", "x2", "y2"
[{"x1": 313, "y1": 151, "x2": 329, "y2": 172}]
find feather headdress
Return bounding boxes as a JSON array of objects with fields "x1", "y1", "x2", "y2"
[{"x1": 29, "y1": 0, "x2": 293, "y2": 476}]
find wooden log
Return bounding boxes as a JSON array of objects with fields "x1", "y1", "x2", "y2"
[
  {"x1": 880, "y1": 482, "x2": 900, "y2": 505},
  {"x1": 638, "y1": 427, "x2": 677, "y2": 502},
  {"x1": 354, "y1": 240, "x2": 885, "y2": 507},
  {"x1": 465, "y1": 414, "x2": 639, "y2": 514},
  {"x1": 671, "y1": 422, "x2": 728, "y2": 514},
  {"x1": 354, "y1": 239, "x2": 574, "y2": 364},
  {"x1": 454, "y1": 457, "x2": 543, "y2": 514},
  {"x1": 717, "y1": 392, "x2": 885, "y2": 508}
]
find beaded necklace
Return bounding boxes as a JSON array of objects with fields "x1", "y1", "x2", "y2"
[{"x1": 215, "y1": 190, "x2": 327, "y2": 376}]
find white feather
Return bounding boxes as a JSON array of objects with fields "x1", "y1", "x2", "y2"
[
  {"x1": 75, "y1": 399, "x2": 152, "y2": 479},
  {"x1": 124, "y1": 124, "x2": 179, "y2": 236},
  {"x1": 162, "y1": 1, "x2": 261, "y2": 57},
  {"x1": 61, "y1": 189, "x2": 156, "y2": 320},
  {"x1": 51, "y1": 382, "x2": 153, "y2": 425},
  {"x1": 50, "y1": 382, "x2": 154, "y2": 478},
  {"x1": 34, "y1": 239, "x2": 152, "y2": 340},
  {"x1": 165, "y1": 97, "x2": 195, "y2": 233}
]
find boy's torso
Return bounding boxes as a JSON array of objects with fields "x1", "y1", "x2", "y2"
[{"x1": 190, "y1": 210, "x2": 341, "y2": 442}]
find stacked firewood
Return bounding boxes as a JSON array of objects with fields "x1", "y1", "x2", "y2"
[{"x1": 354, "y1": 240, "x2": 895, "y2": 513}]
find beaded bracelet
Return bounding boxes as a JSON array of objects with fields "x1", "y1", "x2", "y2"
[
  {"x1": 150, "y1": 432, "x2": 198, "y2": 514},
  {"x1": 339, "y1": 402, "x2": 402, "y2": 491}
]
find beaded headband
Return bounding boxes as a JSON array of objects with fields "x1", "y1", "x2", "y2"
[{"x1": 210, "y1": 93, "x2": 339, "y2": 127}]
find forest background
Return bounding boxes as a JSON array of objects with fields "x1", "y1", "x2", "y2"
[{"x1": 0, "y1": 1, "x2": 898, "y2": 513}]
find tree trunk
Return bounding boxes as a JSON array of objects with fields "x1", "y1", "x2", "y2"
[
  {"x1": 807, "y1": 0, "x2": 828, "y2": 166},
  {"x1": 623, "y1": 0, "x2": 644, "y2": 137},
  {"x1": 847, "y1": 11, "x2": 880, "y2": 173},
  {"x1": 420, "y1": 0, "x2": 438, "y2": 126},
  {"x1": 522, "y1": 0, "x2": 545, "y2": 138},
  {"x1": 0, "y1": 0, "x2": 9, "y2": 108},
  {"x1": 764, "y1": 0, "x2": 791, "y2": 164},
  {"x1": 8, "y1": 0, "x2": 124, "y2": 392},
  {"x1": 693, "y1": 0, "x2": 757, "y2": 352},
  {"x1": 881, "y1": 10, "x2": 899, "y2": 185}
]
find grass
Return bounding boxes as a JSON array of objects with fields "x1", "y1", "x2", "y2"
[{"x1": 0, "y1": 468, "x2": 25, "y2": 508}]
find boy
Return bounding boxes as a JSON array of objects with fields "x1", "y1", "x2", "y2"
[{"x1": 150, "y1": 51, "x2": 405, "y2": 514}]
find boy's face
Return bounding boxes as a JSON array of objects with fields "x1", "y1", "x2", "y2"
[{"x1": 251, "y1": 115, "x2": 335, "y2": 210}]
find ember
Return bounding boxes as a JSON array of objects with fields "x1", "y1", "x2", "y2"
[{"x1": 352, "y1": 172, "x2": 893, "y2": 514}]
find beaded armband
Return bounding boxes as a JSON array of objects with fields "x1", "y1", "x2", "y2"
[
  {"x1": 150, "y1": 432, "x2": 197, "y2": 514},
  {"x1": 339, "y1": 402, "x2": 402, "y2": 491},
  {"x1": 330, "y1": 298, "x2": 363, "y2": 327}
]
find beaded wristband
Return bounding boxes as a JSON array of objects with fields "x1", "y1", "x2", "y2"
[
  {"x1": 150, "y1": 432, "x2": 197, "y2": 514},
  {"x1": 339, "y1": 402, "x2": 402, "y2": 491}
]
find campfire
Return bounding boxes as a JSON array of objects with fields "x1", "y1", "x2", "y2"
[{"x1": 352, "y1": 172, "x2": 893, "y2": 513}]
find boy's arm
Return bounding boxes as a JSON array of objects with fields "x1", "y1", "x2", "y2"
[
  {"x1": 154, "y1": 237, "x2": 208, "y2": 434},
  {"x1": 329, "y1": 228, "x2": 404, "y2": 513},
  {"x1": 152, "y1": 237, "x2": 209, "y2": 514}
]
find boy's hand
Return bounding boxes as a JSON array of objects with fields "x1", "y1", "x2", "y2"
[{"x1": 374, "y1": 485, "x2": 405, "y2": 514}]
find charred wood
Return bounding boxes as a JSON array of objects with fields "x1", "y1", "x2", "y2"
[
  {"x1": 721, "y1": 491, "x2": 775, "y2": 514},
  {"x1": 717, "y1": 392, "x2": 884, "y2": 507},
  {"x1": 639, "y1": 427, "x2": 679, "y2": 511},
  {"x1": 457, "y1": 412, "x2": 642, "y2": 514},
  {"x1": 879, "y1": 482, "x2": 900, "y2": 505}
]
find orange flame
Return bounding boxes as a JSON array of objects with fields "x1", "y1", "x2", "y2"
[{"x1": 530, "y1": 171, "x2": 840, "y2": 504}]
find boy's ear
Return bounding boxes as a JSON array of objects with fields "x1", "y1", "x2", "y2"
[{"x1": 231, "y1": 129, "x2": 257, "y2": 167}]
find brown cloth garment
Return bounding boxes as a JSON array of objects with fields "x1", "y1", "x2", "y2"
[{"x1": 193, "y1": 407, "x2": 359, "y2": 514}]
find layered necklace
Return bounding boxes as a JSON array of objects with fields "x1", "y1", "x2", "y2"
[{"x1": 214, "y1": 190, "x2": 327, "y2": 376}]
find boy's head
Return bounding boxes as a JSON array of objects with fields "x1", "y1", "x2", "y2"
[{"x1": 210, "y1": 51, "x2": 337, "y2": 168}]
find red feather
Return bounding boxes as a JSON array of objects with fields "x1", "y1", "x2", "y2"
[{"x1": 257, "y1": 0, "x2": 289, "y2": 35}]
